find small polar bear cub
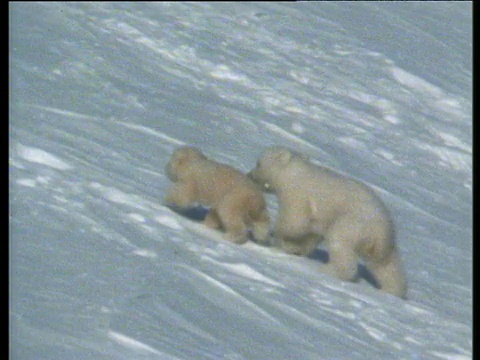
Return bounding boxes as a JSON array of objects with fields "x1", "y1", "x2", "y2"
[
  {"x1": 164, "y1": 146, "x2": 270, "y2": 244},
  {"x1": 248, "y1": 146, "x2": 407, "y2": 299}
]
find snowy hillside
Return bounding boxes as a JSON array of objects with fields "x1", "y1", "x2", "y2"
[{"x1": 10, "y1": 2, "x2": 471, "y2": 359}]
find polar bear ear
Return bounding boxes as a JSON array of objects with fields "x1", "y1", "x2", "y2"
[
  {"x1": 189, "y1": 147, "x2": 207, "y2": 159},
  {"x1": 173, "y1": 146, "x2": 203, "y2": 166}
]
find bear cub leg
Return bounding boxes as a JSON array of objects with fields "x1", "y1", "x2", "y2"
[
  {"x1": 251, "y1": 210, "x2": 270, "y2": 244},
  {"x1": 204, "y1": 209, "x2": 222, "y2": 230}
]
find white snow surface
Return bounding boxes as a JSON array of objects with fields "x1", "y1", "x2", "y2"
[{"x1": 10, "y1": 2, "x2": 471, "y2": 360}]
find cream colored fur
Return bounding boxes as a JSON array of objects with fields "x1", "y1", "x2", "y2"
[
  {"x1": 165, "y1": 146, "x2": 270, "y2": 244},
  {"x1": 248, "y1": 146, "x2": 407, "y2": 298}
]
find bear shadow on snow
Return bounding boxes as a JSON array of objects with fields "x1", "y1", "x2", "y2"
[
  {"x1": 168, "y1": 205, "x2": 380, "y2": 289},
  {"x1": 308, "y1": 249, "x2": 380, "y2": 289},
  {"x1": 169, "y1": 205, "x2": 266, "y2": 242},
  {"x1": 169, "y1": 205, "x2": 210, "y2": 222}
]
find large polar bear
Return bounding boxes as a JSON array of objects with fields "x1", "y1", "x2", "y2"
[
  {"x1": 164, "y1": 146, "x2": 270, "y2": 244},
  {"x1": 248, "y1": 146, "x2": 407, "y2": 299}
]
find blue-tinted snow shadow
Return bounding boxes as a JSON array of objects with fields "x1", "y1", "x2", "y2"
[
  {"x1": 309, "y1": 250, "x2": 380, "y2": 289},
  {"x1": 168, "y1": 205, "x2": 379, "y2": 289},
  {"x1": 168, "y1": 205, "x2": 210, "y2": 221}
]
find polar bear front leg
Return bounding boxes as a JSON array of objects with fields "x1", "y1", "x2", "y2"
[
  {"x1": 274, "y1": 206, "x2": 319, "y2": 256},
  {"x1": 164, "y1": 182, "x2": 197, "y2": 208},
  {"x1": 216, "y1": 201, "x2": 249, "y2": 245},
  {"x1": 204, "y1": 209, "x2": 222, "y2": 230},
  {"x1": 323, "y1": 215, "x2": 361, "y2": 282},
  {"x1": 251, "y1": 209, "x2": 271, "y2": 244}
]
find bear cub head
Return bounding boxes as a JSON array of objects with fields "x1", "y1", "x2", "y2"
[
  {"x1": 165, "y1": 146, "x2": 207, "y2": 182},
  {"x1": 248, "y1": 146, "x2": 308, "y2": 192}
]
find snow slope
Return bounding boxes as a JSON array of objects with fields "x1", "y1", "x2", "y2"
[{"x1": 10, "y1": 2, "x2": 472, "y2": 359}]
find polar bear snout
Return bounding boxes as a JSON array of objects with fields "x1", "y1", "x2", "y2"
[
  {"x1": 247, "y1": 168, "x2": 272, "y2": 192},
  {"x1": 165, "y1": 161, "x2": 177, "y2": 181}
]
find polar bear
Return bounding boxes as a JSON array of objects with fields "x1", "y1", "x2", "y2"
[
  {"x1": 164, "y1": 146, "x2": 270, "y2": 244},
  {"x1": 248, "y1": 146, "x2": 407, "y2": 299}
]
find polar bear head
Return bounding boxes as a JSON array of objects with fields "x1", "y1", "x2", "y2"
[
  {"x1": 248, "y1": 146, "x2": 308, "y2": 192},
  {"x1": 165, "y1": 146, "x2": 207, "y2": 182}
]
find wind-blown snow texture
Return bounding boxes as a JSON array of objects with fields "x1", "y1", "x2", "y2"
[{"x1": 10, "y1": 2, "x2": 471, "y2": 359}]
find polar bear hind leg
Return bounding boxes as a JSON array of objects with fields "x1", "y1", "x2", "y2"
[
  {"x1": 326, "y1": 240, "x2": 359, "y2": 282},
  {"x1": 357, "y1": 219, "x2": 407, "y2": 298},
  {"x1": 366, "y1": 250, "x2": 407, "y2": 299}
]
